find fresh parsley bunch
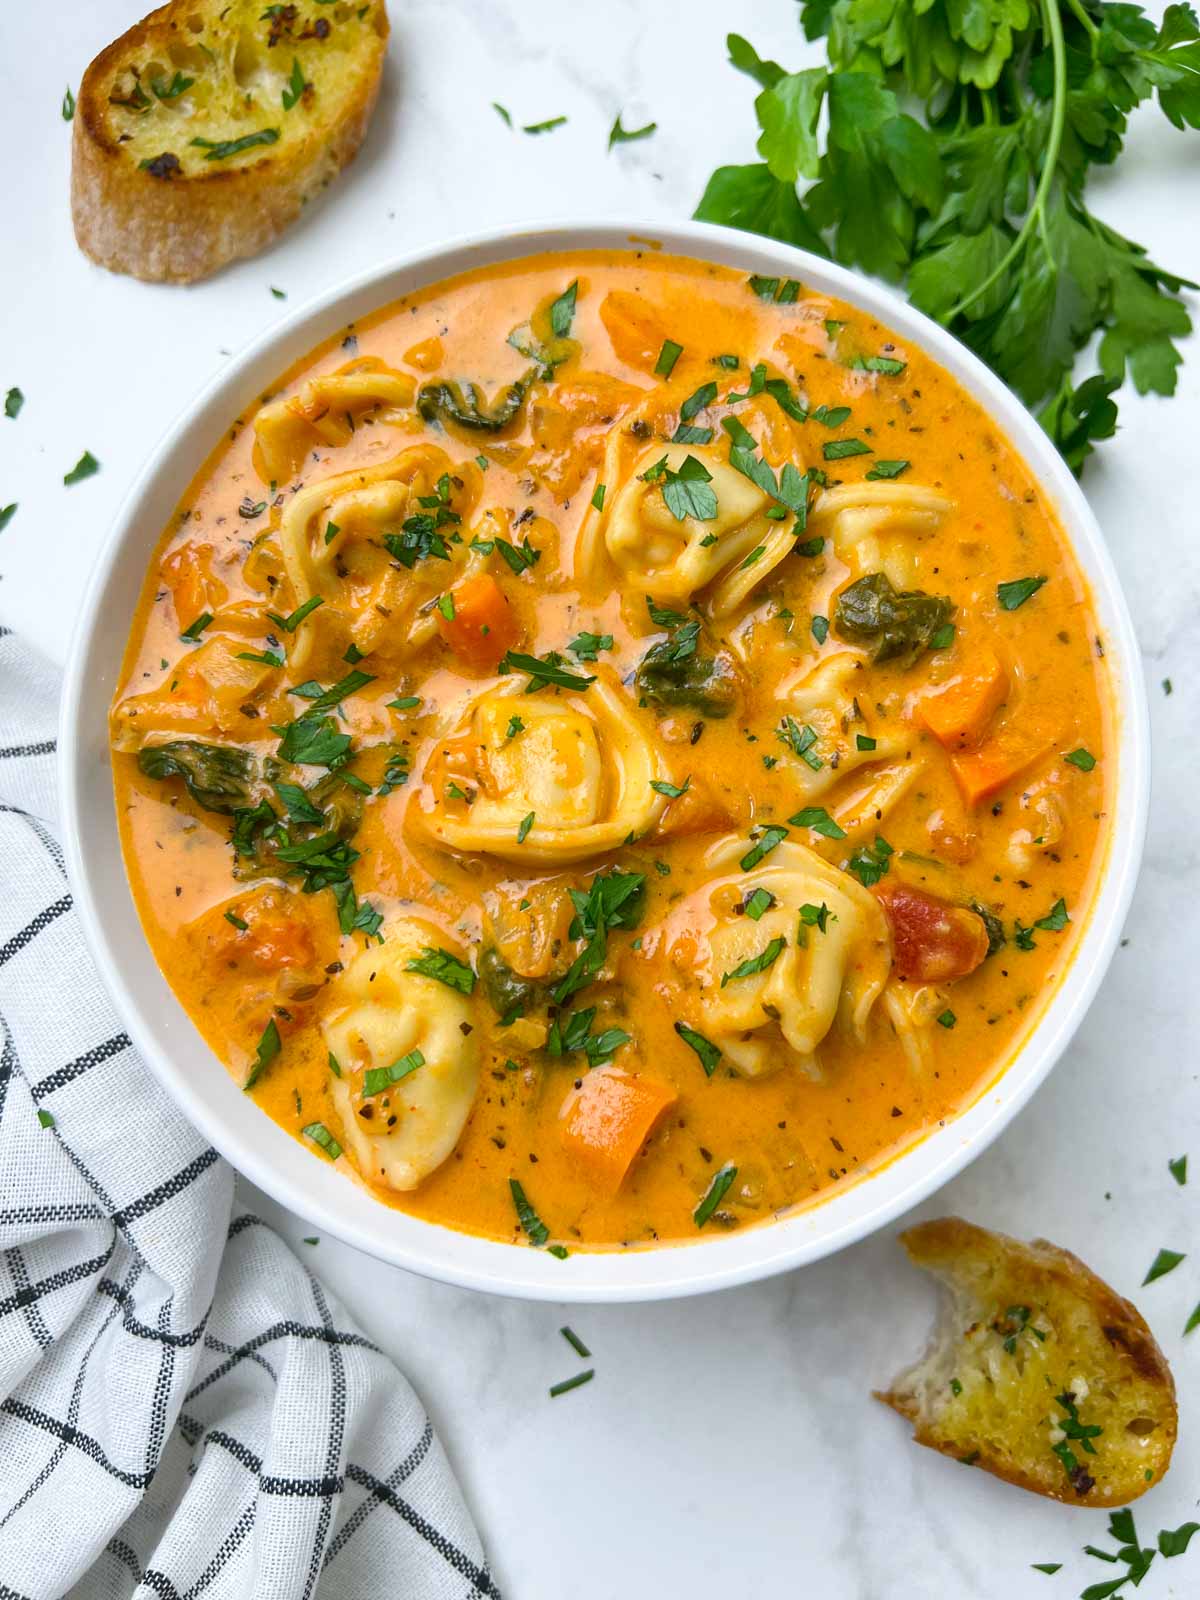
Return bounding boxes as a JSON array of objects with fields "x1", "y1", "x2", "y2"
[{"x1": 695, "y1": 1, "x2": 1199, "y2": 471}]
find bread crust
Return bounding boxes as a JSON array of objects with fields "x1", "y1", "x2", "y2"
[
  {"x1": 876, "y1": 1217, "x2": 1177, "y2": 1507},
  {"x1": 70, "y1": 2, "x2": 388, "y2": 284}
]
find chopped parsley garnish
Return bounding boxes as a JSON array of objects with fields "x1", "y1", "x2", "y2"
[
  {"x1": 997, "y1": 575, "x2": 1047, "y2": 610},
  {"x1": 646, "y1": 596, "x2": 689, "y2": 629},
  {"x1": 547, "y1": 1008, "x2": 630, "y2": 1068},
  {"x1": 0, "y1": 504, "x2": 16, "y2": 532},
  {"x1": 498, "y1": 649, "x2": 595, "y2": 692},
  {"x1": 847, "y1": 354, "x2": 906, "y2": 375},
  {"x1": 289, "y1": 669, "x2": 374, "y2": 715},
  {"x1": 744, "y1": 887, "x2": 775, "y2": 921},
  {"x1": 929, "y1": 622, "x2": 956, "y2": 650},
  {"x1": 436, "y1": 593, "x2": 456, "y2": 621},
  {"x1": 552, "y1": 868, "x2": 646, "y2": 1006},
  {"x1": 388, "y1": 695, "x2": 421, "y2": 711},
  {"x1": 810, "y1": 404, "x2": 851, "y2": 428},
  {"x1": 191, "y1": 128, "x2": 280, "y2": 160},
  {"x1": 789, "y1": 805, "x2": 846, "y2": 839},
  {"x1": 721, "y1": 937, "x2": 785, "y2": 987},
  {"x1": 655, "y1": 340, "x2": 683, "y2": 378},
  {"x1": 811, "y1": 614, "x2": 829, "y2": 645},
  {"x1": 274, "y1": 714, "x2": 351, "y2": 768},
  {"x1": 505, "y1": 714, "x2": 525, "y2": 738},
  {"x1": 847, "y1": 835, "x2": 893, "y2": 888},
  {"x1": 747, "y1": 276, "x2": 801, "y2": 303},
  {"x1": 62, "y1": 86, "x2": 75, "y2": 121},
  {"x1": 937, "y1": 1009, "x2": 957, "y2": 1029},
  {"x1": 273, "y1": 781, "x2": 325, "y2": 825},
  {"x1": 680, "y1": 381, "x2": 718, "y2": 421},
  {"x1": 1034, "y1": 897, "x2": 1069, "y2": 932},
  {"x1": 516, "y1": 811, "x2": 536, "y2": 843},
  {"x1": 609, "y1": 113, "x2": 657, "y2": 148},
  {"x1": 823, "y1": 438, "x2": 872, "y2": 460},
  {"x1": 549, "y1": 280, "x2": 578, "y2": 338},
  {"x1": 302, "y1": 1122, "x2": 342, "y2": 1161},
  {"x1": 281, "y1": 57, "x2": 309, "y2": 111},
  {"x1": 495, "y1": 536, "x2": 541, "y2": 574},
  {"x1": 244, "y1": 1018, "x2": 281, "y2": 1090},
  {"x1": 523, "y1": 115, "x2": 567, "y2": 134},
  {"x1": 674, "y1": 1021, "x2": 722, "y2": 1076},
  {"x1": 1064, "y1": 747, "x2": 1097, "y2": 771},
  {"x1": 224, "y1": 910, "x2": 249, "y2": 931},
  {"x1": 1143, "y1": 1247, "x2": 1185, "y2": 1285},
  {"x1": 779, "y1": 717, "x2": 822, "y2": 771},
  {"x1": 795, "y1": 535, "x2": 824, "y2": 557},
  {"x1": 568, "y1": 631, "x2": 612, "y2": 662},
  {"x1": 266, "y1": 595, "x2": 324, "y2": 632},
  {"x1": 560, "y1": 1326, "x2": 591, "y2": 1358},
  {"x1": 866, "y1": 459, "x2": 910, "y2": 480},
  {"x1": 643, "y1": 452, "x2": 719, "y2": 521},
  {"x1": 740, "y1": 824, "x2": 788, "y2": 870},
  {"x1": 856, "y1": 733, "x2": 877, "y2": 751},
  {"x1": 406, "y1": 946, "x2": 476, "y2": 995},
  {"x1": 4, "y1": 387, "x2": 23, "y2": 420},
  {"x1": 363, "y1": 1049, "x2": 425, "y2": 1098},
  {"x1": 510, "y1": 1177, "x2": 550, "y2": 1245},
  {"x1": 180, "y1": 612, "x2": 213, "y2": 642},
  {"x1": 591, "y1": 482, "x2": 606, "y2": 511},
  {"x1": 492, "y1": 102, "x2": 512, "y2": 126},
  {"x1": 549, "y1": 1370, "x2": 594, "y2": 1398},
  {"x1": 37, "y1": 1108, "x2": 55, "y2": 1130},
  {"x1": 1169, "y1": 1154, "x2": 1187, "y2": 1186},
  {"x1": 651, "y1": 777, "x2": 690, "y2": 798},
  {"x1": 153, "y1": 71, "x2": 194, "y2": 100},
  {"x1": 694, "y1": 1163, "x2": 737, "y2": 1227},
  {"x1": 64, "y1": 451, "x2": 100, "y2": 485},
  {"x1": 1030, "y1": 1563, "x2": 1061, "y2": 1575},
  {"x1": 799, "y1": 901, "x2": 831, "y2": 932}
]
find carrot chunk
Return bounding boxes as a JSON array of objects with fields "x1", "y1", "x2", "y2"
[
  {"x1": 950, "y1": 724, "x2": 1051, "y2": 806},
  {"x1": 560, "y1": 1069, "x2": 677, "y2": 1194},
  {"x1": 875, "y1": 881, "x2": 990, "y2": 982},
  {"x1": 437, "y1": 573, "x2": 521, "y2": 670},
  {"x1": 918, "y1": 650, "x2": 1008, "y2": 751}
]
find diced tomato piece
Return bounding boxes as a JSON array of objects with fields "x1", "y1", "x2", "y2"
[
  {"x1": 560, "y1": 1069, "x2": 677, "y2": 1194},
  {"x1": 214, "y1": 895, "x2": 315, "y2": 972},
  {"x1": 437, "y1": 573, "x2": 521, "y2": 670},
  {"x1": 918, "y1": 650, "x2": 1008, "y2": 751},
  {"x1": 874, "y1": 881, "x2": 990, "y2": 982}
]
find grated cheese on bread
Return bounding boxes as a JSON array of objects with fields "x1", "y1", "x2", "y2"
[
  {"x1": 877, "y1": 1218, "x2": 1176, "y2": 1506},
  {"x1": 71, "y1": 0, "x2": 389, "y2": 284}
]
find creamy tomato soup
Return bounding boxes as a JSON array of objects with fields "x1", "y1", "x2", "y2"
[{"x1": 110, "y1": 249, "x2": 1112, "y2": 1252}]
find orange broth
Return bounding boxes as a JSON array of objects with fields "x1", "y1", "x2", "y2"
[{"x1": 110, "y1": 249, "x2": 1112, "y2": 1251}]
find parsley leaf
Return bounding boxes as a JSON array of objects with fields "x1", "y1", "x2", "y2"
[{"x1": 406, "y1": 946, "x2": 476, "y2": 995}]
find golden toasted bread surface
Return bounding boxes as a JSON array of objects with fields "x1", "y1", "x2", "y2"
[
  {"x1": 71, "y1": 0, "x2": 389, "y2": 283},
  {"x1": 877, "y1": 1217, "x2": 1176, "y2": 1506}
]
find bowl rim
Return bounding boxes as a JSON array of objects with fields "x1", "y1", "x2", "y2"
[{"x1": 59, "y1": 217, "x2": 1150, "y2": 1302}]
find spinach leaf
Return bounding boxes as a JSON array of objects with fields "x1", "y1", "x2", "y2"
[
  {"x1": 833, "y1": 572, "x2": 954, "y2": 666},
  {"x1": 138, "y1": 741, "x2": 255, "y2": 814}
]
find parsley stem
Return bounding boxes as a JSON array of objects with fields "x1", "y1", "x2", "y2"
[
  {"x1": 1064, "y1": 0, "x2": 1099, "y2": 39},
  {"x1": 943, "y1": 0, "x2": 1068, "y2": 320}
]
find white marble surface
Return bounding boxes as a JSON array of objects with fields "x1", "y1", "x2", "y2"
[{"x1": 3, "y1": 1, "x2": 1199, "y2": 1594}]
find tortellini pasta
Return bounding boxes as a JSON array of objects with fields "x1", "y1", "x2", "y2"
[
  {"x1": 661, "y1": 836, "x2": 892, "y2": 1079},
  {"x1": 576, "y1": 385, "x2": 806, "y2": 619},
  {"x1": 414, "y1": 670, "x2": 669, "y2": 864},
  {"x1": 110, "y1": 639, "x2": 274, "y2": 752},
  {"x1": 276, "y1": 444, "x2": 481, "y2": 673},
  {"x1": 808, "y1": 482, "x2": 954, "y2": 590},
  {"x1": 254, "y1": 359, "x2": 418, "y2": 483},
  {"x1": 775, "y1": 653, "x2": 907, "y2": 802},
  {"x1": 322, "y1": 919, "x2": 479, "y2": 1192}
]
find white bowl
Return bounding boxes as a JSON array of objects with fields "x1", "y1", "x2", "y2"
[{"x1": 60, "y1": 220, "x2": 1149, "y2": 1302}]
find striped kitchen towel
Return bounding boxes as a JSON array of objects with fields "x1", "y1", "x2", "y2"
[{"x1": 0, "y1": 626, "x2": 499, "y2": 1599}]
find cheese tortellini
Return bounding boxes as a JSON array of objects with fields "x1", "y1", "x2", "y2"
[
  {"x1": 254, "y1": 359, "x2": 418, "y2": 483},
  {"x1": 661, "y1": 836, "x2": 892, "y2": 1079},
  {"x1": 577, "y1": 385, "x2": 807, "y2": 619},
  {"x1": 322, "y1": 919, "x2": 479, "y2": 1192},
  {"x1": 276, "y1": 444, "x2": 481, "y2": 673},
  {"x1": 808, "y1": 482, "x2": 954, "y2": 590},
  {"x1": 776, "y1": 653, "x2": 907, "y2": 803},
  {"x1": 414, "y1": 670, "x2": 670, "y2": 864}
]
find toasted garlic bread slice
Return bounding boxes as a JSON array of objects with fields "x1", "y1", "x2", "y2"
[
  {"x1": 877, "y1": 1218, "x2": 1176, "y2": 1506},
  {"x1": 71, "y1": 0, "x2": 389, "y2": 283}
]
